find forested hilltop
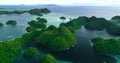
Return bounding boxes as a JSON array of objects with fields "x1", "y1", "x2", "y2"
[{"x1": 1, "y1": 8, "x2": 120, "y2": 63}]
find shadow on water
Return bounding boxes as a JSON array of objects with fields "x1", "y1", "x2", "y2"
[{"x1": 14, "y1": 26, "x2": 118, "y2": 63}]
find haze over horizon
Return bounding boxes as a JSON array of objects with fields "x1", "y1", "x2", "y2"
[{"x1": 0, "y1": 0, "x2": 120, "y2": 6}]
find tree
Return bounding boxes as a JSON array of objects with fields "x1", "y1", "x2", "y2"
[
  {"x1": 23, "y1": 47, "x2": 38, "y2": 59},
  {"x1": 40, "y1": 54, "x2": 57, "y2": 63}
]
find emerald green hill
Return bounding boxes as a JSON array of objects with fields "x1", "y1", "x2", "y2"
[
  {"x1": 40, "y1": 54, "x2": 57, "y2": 63},
  {"x1": 23, "y1": 47, "x2": 38, "y2": 59}
]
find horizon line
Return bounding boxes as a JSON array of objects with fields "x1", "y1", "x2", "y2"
[{"x1": 0, "y1": 4, "x2": 120, "y2": 6}]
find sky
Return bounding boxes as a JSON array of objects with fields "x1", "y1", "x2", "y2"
[{"x1": 1, "y1": 0, "x2": 120, "y2": 6}]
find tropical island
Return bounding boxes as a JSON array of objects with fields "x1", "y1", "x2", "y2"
[
  {"x1": 6, "y1": 20, "x2": 17, "y2": 25},
  {"x1": 0, "y1": 8, "x2": 50, "y2": 16},
  {"x1": 60, "y1": 16, "x2": 66, "y2": 20}
]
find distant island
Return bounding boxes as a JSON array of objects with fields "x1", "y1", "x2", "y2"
[{"x1": 0, "y1": 8, "x2": 51, "y2": 16}]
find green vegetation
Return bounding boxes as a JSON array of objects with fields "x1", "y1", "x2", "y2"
[
  {"x1": 0, "y1": 38, "x2": 25, "y2": 63},
  {"x1": 12, "y1": 10, "x2": 27, "y2": 14},
  {"x1": 23, "y1": 47, "x2": 38, "y2": 59},
  {"x1": 40, "y1": 54, "x2": 57, "y2": 63},
  {"x1": 0, "y1": 23, "x2": 4, "y2": 26},
  {"x1": 0, "y1": 10, "x2": 27, "y2": 15},
  {"x1": 6, "y1": 20, "x2": 17, "y2": 25},
  {"x1": 0, "y1": 8, "x2": 50, "y2": 16},
  {"x1": 91, "y1": 37, "x2": 120, "y2": 55},
  {"x1": 60, "y1": 16, "x2": 66, "y2": 20}
]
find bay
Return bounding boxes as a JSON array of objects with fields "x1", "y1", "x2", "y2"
[{"x1": 1, "y1": 5, "x2": 120, "y2": 63}]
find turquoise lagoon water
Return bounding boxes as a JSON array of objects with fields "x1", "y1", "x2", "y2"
[{"x1": 0, "y1": 12, "x2": 73, "y2": 41}]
